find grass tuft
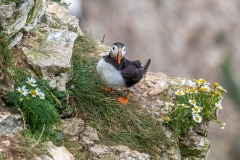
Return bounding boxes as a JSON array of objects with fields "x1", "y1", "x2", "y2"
[{"x1": 69, "y1": 36, "x2": 168, "y2": 157}]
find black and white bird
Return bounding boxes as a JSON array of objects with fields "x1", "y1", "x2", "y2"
[{"x1": 96, "y1": 42, "x2": 151, "y2": 105}]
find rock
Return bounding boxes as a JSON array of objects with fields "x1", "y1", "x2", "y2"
[
  {"x1": 0, "y1": 112, "x2": 23, "y2": 135},
  {"x1": 46, "y1": 141, "x2": 75, "y2": 160},
  {"x1": 24, "y1": 0, "x2": 48, "y2": 31},
  {"x1": 58, "y1": 118, "x2": 85, "y2": 136},
  {"x1": 79, "y1": 126, "x2": 100, "y2": 147},
  {"x1": 34, "y1": 155, "x2": 53, "y2": 160},
  {"x1": 44, "y1": 2, "x2": 83, "y2": 35},
  {"x1": 20, "y1": 23, "x2": 78, "y2": 91},
  {"x1": 89, "y1": 144, "x2": 150, "y2": 160},
  {"x1": 179, "y1": 134, "x2": 211, "y2": 159},
  {"x1": 0, "y1": 0, "x2": 34, "y2": 36},
  {"x1": 9, "y1": 32, "x2": 23, "y2": 48}
]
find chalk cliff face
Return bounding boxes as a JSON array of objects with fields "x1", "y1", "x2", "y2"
[{"x1": 0, "y1": 1, "x2": 211, "y2": 159}]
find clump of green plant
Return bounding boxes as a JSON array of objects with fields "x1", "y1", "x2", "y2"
[
  {"x1": 165, "y1": 78, "x2": 227, "y2": 136},
  {"x1": 5, "y1": 71, "x2": 70, "y2": 140},
  {"x1": 69, "y1": 36, "x2": 169, "y2": 157}
]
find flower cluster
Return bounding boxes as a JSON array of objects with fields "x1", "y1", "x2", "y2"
[
  {"x1": 166, "y1": 78, "x2": 227, "y2": 131},
  {"x1": 16, "y1": 77, "x2": 45, "y2": 99}
]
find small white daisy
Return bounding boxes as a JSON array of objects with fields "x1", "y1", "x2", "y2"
[
  {"x1": 193, "y1": 114, "x2": 202, "y2": 123},
  {"x1": 181, "y1": 103, "x2": 190, "y2": 108},
  {"x1": 186, "y1": 80, "x2": 196, "y2": 88},
  {"x1": 163, "y1": 116, "x2": 170, "y2": 123},
  {"x1": 192, "y1": 105, "x2": 202, "y2": 114},
  {"x1": 189, "y1": 99, "x2": 196, "y2": 105},
  {"x1": 26, "y1": 77, "x2": 37, "y2": 87},
  {"x1": 16, "y1": 85, "x2": 29, "y2": 96},
  {"x1": 220, "y1": 123, "x2": 226, "y2": 129},
  {"x1": 217, "y1": 86, "x2": 227, "y2": 92},
  {"x1": 30, "y1": 88, "x2": 40, "y2": 97},
  {"x1": 38, "y1": 92, "x2": 45, "y2": 99},
  {"x1": 202, "y1": 85, "x2": 210, "y2": 92},
  {"x1": 215, "y1": 101, "x2": 222, "y2": 109},
  {"x1": 175, "y1": 90, "x2": 185, "y2": 96}
]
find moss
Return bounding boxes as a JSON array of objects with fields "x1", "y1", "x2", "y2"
[{"x1": 26, "y1": 0, "x2": 43, "y2": 24}]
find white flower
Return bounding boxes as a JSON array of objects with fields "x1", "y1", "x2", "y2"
[
  {"x1": 30, "y1": 88, "x2": 40, "y2": 97},
  {"x1": 193, "y1": 114, "x2": 202, "y2": 123},
  {"x1": 220, "y1": 123, "x2": 226, "y2": 129},
  {"x1": 175, "y1": 90, "x2": 185, "y2": 96},
  {"x1": 202, "y1": 85, "x2": 210, "y2": 92},
  {"x1": 215, "y1": 101, "x2": 222, "y2": 109},
  {"x1": 163, "y1": 116, "x2": 170, "y2": 123},
  {"x1": 26, "y1": 77, "x2": 37, "y2": 87},
  {"x1": 16, "y1": 85, "x2": 29, "y2": 96},
  {"x1": 186, "y1": 80, "x2": 196, "y2": 88},
  {"x1": 189, "y1": 99, "x2": 196, "y2": 105},
  {"x1": 192, "y1": 105, "x2": 202, "y2": 114},
  {"x1": 181, "y1": 103, "x2": 190, "y2": 108},
  {"x1": 217, "y1": 86, "x2": 227, "y2": 92},
  {"x1": 38, "y1": 92, "x2": 45, "y2": 99}
]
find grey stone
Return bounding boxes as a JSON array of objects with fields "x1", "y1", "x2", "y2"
[
  {"x1": 9, "y1": 32, "x2": 23, "y2": 48},
  {"x1": 58, "y1": 118, "x2": 85, "y2": 136},
  {"x1": 20, "y1": 23, "x2": 78, "y2": 91},
  {"x1": 44, "y1": 2, "x2": 83, "y2": 35},
  {"x1": 46, "y1": 141, "x2": 75, "y2": 160},
  {"x1": 0, "y1": 112, "x2": 23, "y2": 135},
  {"x1": 24, "y1": 0, "x2": 48, "y2": 31},
  {"x1": 0, "y1": 0, "x2": 34, "y2": 36}
]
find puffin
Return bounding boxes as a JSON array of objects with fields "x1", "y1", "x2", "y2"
[{"x1": 96, "y1": 42, "x2": 151, "y2": 105}]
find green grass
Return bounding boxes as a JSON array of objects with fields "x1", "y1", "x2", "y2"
[{"x1": 69, "y1": 36, "x2": 170, "y2": 158}]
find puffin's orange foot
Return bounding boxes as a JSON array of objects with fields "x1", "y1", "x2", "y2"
[
  {"x1": 102, "y1": 87, "x2": 113, "y2": 93},
  {"x1": 118, "y1": 96, "x2": 129, "y2": 105}
]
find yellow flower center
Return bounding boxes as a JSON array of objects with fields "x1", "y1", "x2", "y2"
[
  {"x1": 203, "y1": 88, "x2": 208, "y2": 91},
  {"x1": 213, "y1": 82, "x2": 219, "y2": 87},
  {"x1": 194, "y1": 107, "x2": 199, "y2": 111},
  {"x1": 215, "y1": 92, "x2": 221, "y2": 96},
  {"x1": 184, "y1": 90, "x2": 188, "y2": 94},
  {"x1": 190, "y1": 100, "x2": 195, "y2": 104},
  {"x1": 20, "y1": 89, "x2": 24, "y2": 93},
  {"x1": 210, "y1": 89, "x2": 215, "y2": 94},
  {"x1": 177, "y1": 91, "x2": 182, "y2": 95},
  {"x1": 195, "y1": 117, "x2": 200, "y2": 121},
  {"x1": 190, "y1": 88, "x2": 195, "y2": 93},
  {"x1": 164, "y1": 116, "x2": 169, "y2": 122},
  {"x1": 199, "y1": 88, "x2": 204, "y2": 92},
  {"x1": 31, "y1": 90, "x2": 38, "y2": 95},
  {"x1": 195, "y1": 80, "x2": 200, "y2": 83},
  {"x1": 200, "y1": 79, "x2": 206, "y2": 83}
]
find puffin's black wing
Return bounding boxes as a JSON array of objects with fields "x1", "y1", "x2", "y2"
[{"x1": 121, "y1": 59, "x2": 151, "y2": 87}]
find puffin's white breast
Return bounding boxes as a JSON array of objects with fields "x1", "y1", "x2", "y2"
[{"x1": 96, "y1": 58, "x2": 125, "y2": 88}]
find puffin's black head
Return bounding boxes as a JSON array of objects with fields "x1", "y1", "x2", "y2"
[{"x1": 109, "y1": 42, "x2": 126, "y2": 64}]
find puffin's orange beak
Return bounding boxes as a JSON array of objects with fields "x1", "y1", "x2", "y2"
[{"x1": 117, "y1": 50, "x2": 122, "y2": 64}]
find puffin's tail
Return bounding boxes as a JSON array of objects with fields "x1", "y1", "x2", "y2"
[{"x1": 143, "y1": 59, "x2": 151, "y2": 74}]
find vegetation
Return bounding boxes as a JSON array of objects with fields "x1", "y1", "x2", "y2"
[
  {"x1": 166, "y1": 78, "x2": 227, "y2": 136},
  {"x1": 69, "y1": 36, "x2": 169, "y2": 157}
]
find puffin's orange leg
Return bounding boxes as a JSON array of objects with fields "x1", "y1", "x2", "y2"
[
  {"x1": 102, "y1": 87, "x2": 113, "y2": 93},
  {"x1": 118, "y1": 90, "x2": 130, "y2": 105}
]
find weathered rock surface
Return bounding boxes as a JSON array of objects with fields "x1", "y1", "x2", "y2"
[
  {"x1": 45, "y1": 2, "x2": 83, "y2": 35},
  {"x1": 20, "y1": 23, "x2": 78, "y2": 91},
  {"x1": 24, "y1": 0, "x2": 48, "y2": 31},
  {"x1": 0, "y1": 0, "x2": 34, "y2": 36},
  {"x1": 46, "y1": 141, "x2": 75, "y2": 160},
  {"x1": 0, "y1": 112, "x2": 23, "y2": 135}
]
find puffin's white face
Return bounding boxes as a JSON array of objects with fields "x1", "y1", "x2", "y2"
[{"x1": 110, "y1": 44, "x2": 126, "y2": 64}]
